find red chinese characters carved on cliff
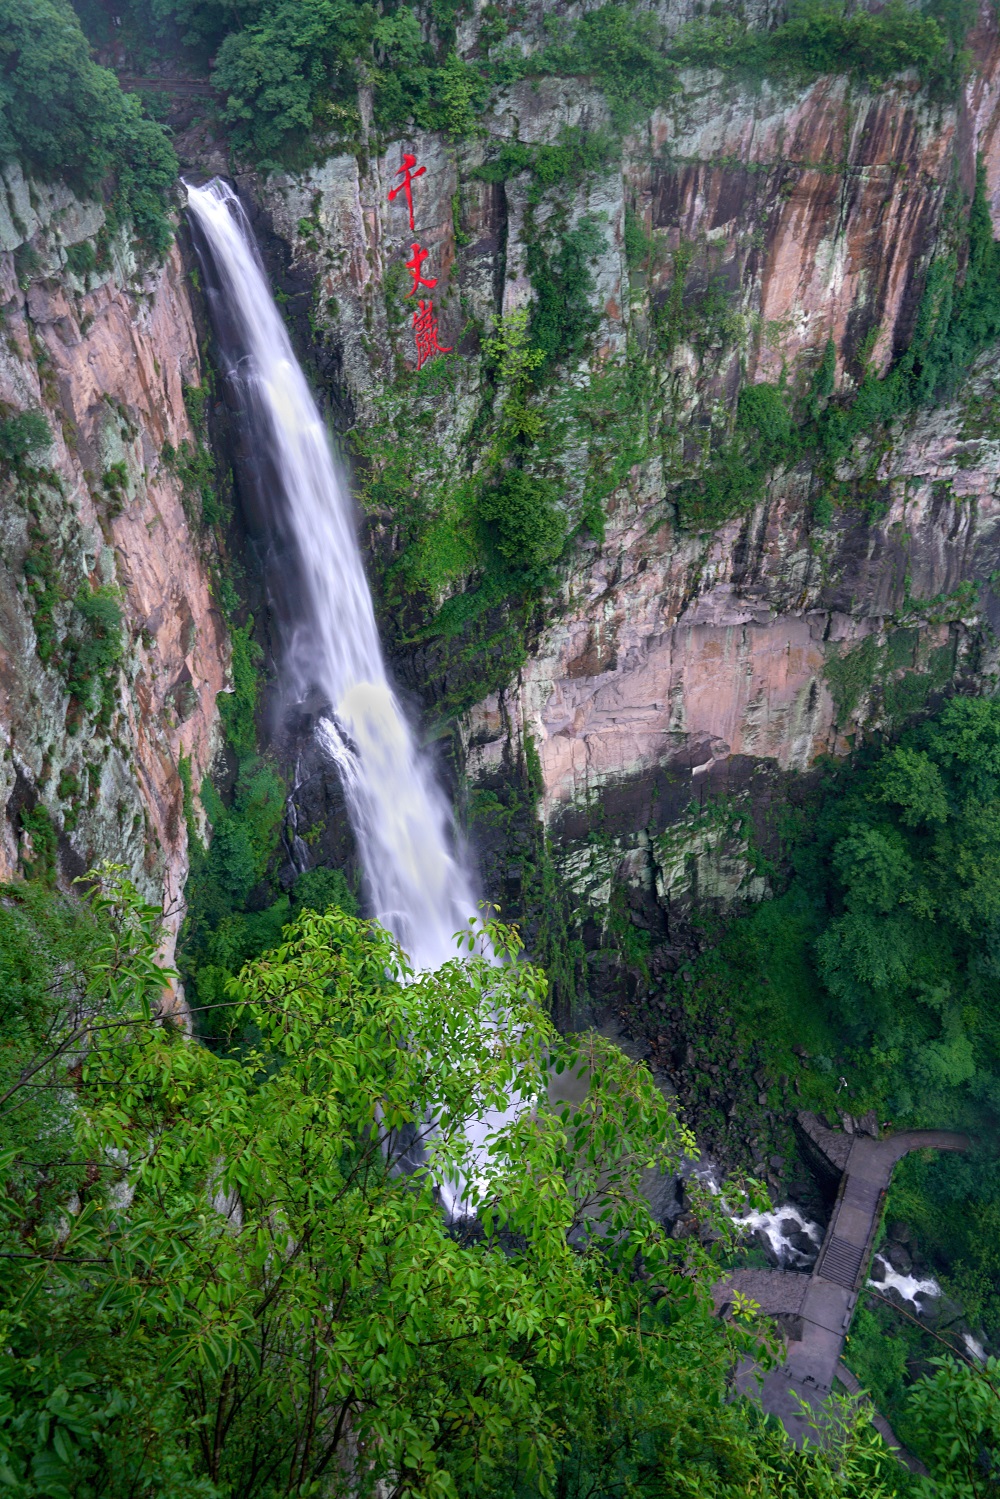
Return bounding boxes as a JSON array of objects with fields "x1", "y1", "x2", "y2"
[
  {"x1": 387, "y1": 153, "x2": 454, "y2": 368},
  {"x1": 404, "y1": 242, "x2": 437, "y2": 296},
  {"x1": 412, "y1": 300, "x2": 452, "y2": 370},
  {"x1": 388, "y1": 153, "x2": 426, "y2": 231}
]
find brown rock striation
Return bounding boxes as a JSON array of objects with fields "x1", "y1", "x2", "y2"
[
  {"x1": 0, "y1": 162, "x2": 227, "y2": 950},
  {"x1": 464, "y1": 375, "x2": 1000, "y2": 820}
]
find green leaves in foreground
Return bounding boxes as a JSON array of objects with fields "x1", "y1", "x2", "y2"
[
  {"x1": 0, "y1": 880, "x2": 732, "y2": 1497},
  {"x1": 1, "y1": 868, "x2": 981, "y2": 1496}
]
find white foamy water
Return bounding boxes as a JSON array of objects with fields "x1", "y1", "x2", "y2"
[
  {"x1": 686, "y1": 1156, "x2": 823, "y2": 1269},
  {"x1": 185, "y1": 180, "x2": 478, "y2": 971},
  {"x1": 733, "y1": 1204, "x2": 823, "y2": 1267},
  {"x1": 964, "y1": 1332, "x2": 987, "y2": 1363},
  {"x1": 868, "y1": 1252, "x2": 941, "y2": 1308}
]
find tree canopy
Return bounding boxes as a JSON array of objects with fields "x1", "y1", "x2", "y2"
[
  {"x1": 0, "y1": 866, "x2": 948, "y2": 1498},
  {"x1": 0, "y1": 0, "x2": 176, "y2": 253}
]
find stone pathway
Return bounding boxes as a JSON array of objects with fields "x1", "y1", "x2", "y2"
[
  {"x1": 719, "y1": 1124, "x2": 969, "y2": 1447},
  {"x1": 834, "y1": 1360, "x2": 928, "y2": 1475}
]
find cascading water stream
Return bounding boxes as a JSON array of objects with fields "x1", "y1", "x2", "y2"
[{"x1": 185, "y1": 179, "x2": 478, "y2": 972}]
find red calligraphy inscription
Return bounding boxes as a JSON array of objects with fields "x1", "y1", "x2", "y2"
[
  {"x1": 404, "y1": 242, "x2": 437, "y2": 297},
  {"x1": 388, "y1": 152, "x2": 426, "y2": 231},
  {"x1": 412, "y1": 300, "x2": 452, "y2": 369}
]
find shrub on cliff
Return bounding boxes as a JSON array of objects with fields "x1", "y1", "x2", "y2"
[
  {"x1": 0, "y1": 409, "x2": 50, "y2": 470},
  {"x1": 527, "y1": 216, "x2": 606, "y2": 373},
  {"x1": 63, "y1": 583, "x2": 124, "y2": 723},
  {"x1": 478, "y1": 470, "x2": 566, "y2": 578},
  {"x1": 0, "y1": 0, "x2": 177, "y2": 255},
  {"x1": 535, "y1": 3, "x2": 676, "y2": 127},
  {"x1": 675, "y1": 382, "x2": 799, "y2": 528}
]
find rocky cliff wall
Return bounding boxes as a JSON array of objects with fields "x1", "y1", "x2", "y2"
[
  {"x1": 177, "y1": 2, "x2": 1000, "y2": 984},
  {"x1": 0, "y1": 161, "x2": 227, "y2": 951}
]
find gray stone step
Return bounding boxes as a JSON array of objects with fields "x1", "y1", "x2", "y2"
[{"x1": 818, "y1": 1234, "x2": 865, "y2": 1290}]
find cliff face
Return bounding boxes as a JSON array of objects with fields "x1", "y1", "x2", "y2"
[
  {"x1": 178, "y1": 3, "x2": 1000, "y2": 979},
  {"x1": 470, "y1": 367, "x2": 1000, "y2": 798},
  {"x1": 0, "y1": 162, "x2": 227, "y2": 949}
]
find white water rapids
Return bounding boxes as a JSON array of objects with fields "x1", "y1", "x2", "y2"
[{"x1": 185, "y1": 179, "x2": 478, "y2": 971}]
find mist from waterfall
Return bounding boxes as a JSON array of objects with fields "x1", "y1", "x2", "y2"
[{"x1": 185, "y1": 178, "x2": 478, "y2": 971}]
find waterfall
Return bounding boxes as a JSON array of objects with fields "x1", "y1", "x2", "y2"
[{"x1": 185, "y1": 179, "x2": 478, "y2": 971}]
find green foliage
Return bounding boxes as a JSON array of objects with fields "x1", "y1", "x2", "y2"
[
  {"x1": 824, "y1": 634, "x2": 882, "y2": 722},
  {"x1": 218, "y1": 621, "x2": 263, "y2": 760},
  {"x1": 19, "y1": 545, "x2": 126, "y2": 724},
  {"x1": 667, "y1": 699, "x2": 1000, "y2": 1369},
  {"x1": 168, "y1": 382, "x2": 221, "y2": 528},
  {"x1": 906, "y1": 159, "x2": 1000, "y2": 400},
  {"x1": 624, "y1": 207, "x2": 657, "y2": 270},
  {"x1": 842, "y1": 1294, "x2": 1000, "y2": 1491},
  {"x1": 672, "y1": 0, "x2": 963, "y2": 94},
  {"x1": 437, "y1": 50, "x2": 489, "y2": 138},
  {"x1": 18, "y1": 803, "x2": 58, "y2": 885},
  {"x1": 896, "y1": 1150, "x2": 1000, "y2": 1366},
  {"x1": 63, "y1": 584, "x2": 124, "y2": 722},
  {"x1": 478, "y1": 471, "x2": 566, "y2": 578},
  {"x1": 212, "y1": 0, "x2": 363, "y2": 162},
  {"x1": 534, "y1": 4, "x2": 676, "y2": 128},
  {"x1": 908, "y1": 1356, "x2": 1000, "y2": 1494},
  {"x1": 207, "y1": 764, "x2": 286, "y2": 905},
  {"x1": 0, "y1": 868, "x2": 210, "y2": 1497},
  {"x1": 0, "y1": 879, "x2": 111, "y2": 1253},
  {"x1": 21, "y1": 536, "x2": 60, "y2": 665},
  {"x1": 290, "y1": 862, "x2": 357, "y2": 916},
  {"x1": 808, "y1": 700, "x2": 1000, "y2": 1088},
  {"x1": 0, "y1": 0, "x2": 177, "y2": 255},
  {"x1": 477, "y1": 127, "x2": 618, "y2": 201},
  {"x1": 101, "y1": 461, "x2": 129, "y2": 510},
  {"x1": 811, "y1": 336, "x2": 838, "y2": 408},
  {"x1": 0, "y1": 409, "x2": 51, "y2": 469},
  {"x1": 207, "y1": 0, "x2": 486, "y2": 162},
  {"x1": 0, "y1": 868, "x2": 919, "y2": 1498},
  {"x1": 675, "y1": 382, "x2": 798, "y2": 528},
  {"x1": 527, "y1": 215, "x2": 606, "y2": 372},
  {"x1": 727, "y1": 699, "x2": 1000, "y2": 1117},
  {"x1": 180, "y1": 756, "x2": 293, "y2": 1043}
]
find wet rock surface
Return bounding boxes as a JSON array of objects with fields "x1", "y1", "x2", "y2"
[{"x1": 0, "y1": 164, "x2": 227, "y2": 948}]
